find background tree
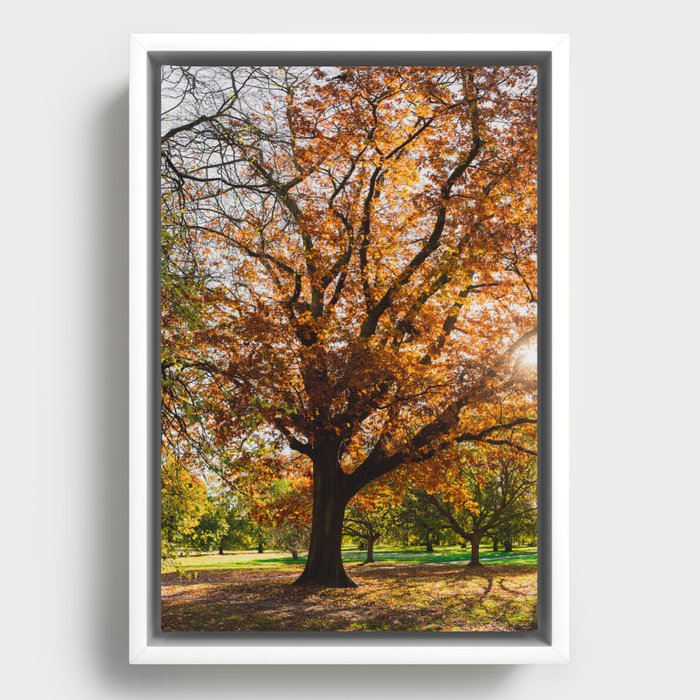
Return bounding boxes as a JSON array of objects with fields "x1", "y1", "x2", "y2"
[
  {"x1": 219, "y1": 506, "x2": 263, "y2": 553},
  {"x1": 493, "y1": 502, "x2": 538, "y2": 552},
  {"x1": 416, "y1": 446, "x2": 537, "y2": 565},
  {"x1": 186, "y1": 495, "x2": 230, "y2": 553},
  {"x1": 343, "y1": 479, "x2": 402, "y2": 563},
  {"x1": 161, "y1": 64, "x2": 538, "y2": 586},
  {"x1": 160, "y1": 452, "x2": 209, "y2": 558},
  {"x1": 269, "y1": 522, "x2": 309, "y2": 561},
  {"x1": 250, "y1": 477, "x2": 312, "y2": 559},
  {"x1": 400, "y1": 490, "x2": 450, "y2": 552}
]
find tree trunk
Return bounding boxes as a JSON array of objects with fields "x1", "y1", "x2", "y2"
[
  {"x1": 492, "y1": 536, "x2": 498, "y2": 552},
  {"x1": 294, "y1": 452, "x2": 356, "y2": 588},
  {"x1": 364, "y1": 533, "x2": 376, "y2": 564},
  {"x1": 291, "y1": 548, "x2": 299, "y2": 560},
  {"x1": 468, "y1": 534, "x2": 483, "y2": 566},
  {"x1": 504, "y1": 536, "x2": 513, "y2": 553},
  {"x1": 425, "y1": 534, "x2": 434, "y2": 553},
  {"x1": 255, "y1": 525, "x2": 265, "y2": 554},
  {"x1": 218, "y1": 542, "x2": 224, "y2": 555}
]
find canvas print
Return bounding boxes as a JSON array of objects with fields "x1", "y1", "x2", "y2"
[{"x1": 160, "y1": 64, "x2": 539, "y2": 632}]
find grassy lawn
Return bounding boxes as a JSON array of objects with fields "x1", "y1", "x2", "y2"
[
  {"x1": 162, "y1": 545, "x2": 537, "y2": 572},
  {"x1": 161, "y1": 546, "x2": 538, "y2": 632}
]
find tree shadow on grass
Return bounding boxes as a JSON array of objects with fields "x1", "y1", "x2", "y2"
[
  {"x1": 358, "y1": 563, "x2": 536, "y2": 582},
  {"x1": 161, "y1": 563, "x2": 537, "y2": 633}
]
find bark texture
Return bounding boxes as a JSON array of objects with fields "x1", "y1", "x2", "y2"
[{"x1": 294, "y1": 451, "x2": 356, "y2": 587}]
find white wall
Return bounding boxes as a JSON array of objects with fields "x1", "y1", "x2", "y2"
[{"x1": 6, "y1": 1, "x2": 699, "y2": 697}]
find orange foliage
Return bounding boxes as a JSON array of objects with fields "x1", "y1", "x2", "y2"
[{"x1": 160, "y1": 64, "x2": 538, "y2": 514}]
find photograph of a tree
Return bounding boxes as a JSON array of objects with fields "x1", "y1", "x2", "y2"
[{"x1": 160, "y1": 63, "x2": 539, "y2": 629}]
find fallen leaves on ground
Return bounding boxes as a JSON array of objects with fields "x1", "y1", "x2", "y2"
[{"x1": 161, "y1": 563, "x2": 537, "y2": 632}]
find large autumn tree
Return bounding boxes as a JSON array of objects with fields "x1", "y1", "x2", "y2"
[{"x1": 160, "y1": 64, "x2": 538, "y2": 587}]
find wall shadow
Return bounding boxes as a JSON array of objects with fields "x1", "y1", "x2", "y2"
[{"x1": 88, "y1": 85, "x2": 524, "y2": 695}]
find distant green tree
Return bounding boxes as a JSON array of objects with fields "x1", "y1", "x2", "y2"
[
  {"x1": 400, "y1": 491, "x2": 450, "y2": 552},
  {"x1": 219, "y1": 509, "x2": 261, "y2": 553},
  {"x1": 417, "y1": 448, "x2": 537, "y2": 565},
  {"x1": 161, "y1": 453, "x2": 209, "y2": 558},
  {"x1": 270, "y1": 522, "x2": 310, "y2": 560},
  {"x1": 187, "y1": 496, "x2": 230, "y2": 552}
]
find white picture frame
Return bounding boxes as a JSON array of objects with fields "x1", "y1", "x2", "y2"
[{"x1": 129, "y1": 33, "x2": 569, "y2": 665}]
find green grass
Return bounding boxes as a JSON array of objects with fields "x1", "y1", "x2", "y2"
[{"x1": 163, "y1": 545, "x2": 537, "y2": 573}]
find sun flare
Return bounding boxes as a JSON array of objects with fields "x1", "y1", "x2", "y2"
[{"x1": 521, "y1": 344, "x2": 538, "y2": 368}]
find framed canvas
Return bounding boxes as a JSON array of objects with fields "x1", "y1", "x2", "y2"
[{"x1": 129, "y1": 33, "x2": 569, "y2": 664}]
